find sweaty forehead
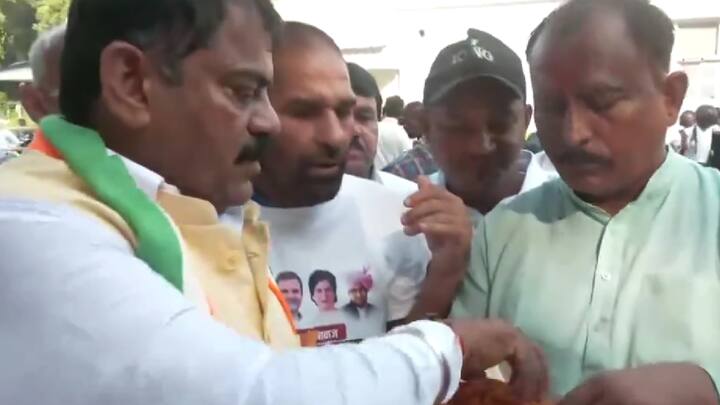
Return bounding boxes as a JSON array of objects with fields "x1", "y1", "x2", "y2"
[{"x1": 530, "y1": 11, "x2": 650, "y2": 89}]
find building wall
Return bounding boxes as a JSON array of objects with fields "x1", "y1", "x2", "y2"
[{"x1": 274, "y1": 0, "x2": 720, "y2": 115}]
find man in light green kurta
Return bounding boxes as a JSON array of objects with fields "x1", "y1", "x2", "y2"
[
  {"x1": 452, "y1": 0, "x2": 720, "y2": 404},
  {"x1": 455, "y1": 153, "x2": 720, "y2": 397}
]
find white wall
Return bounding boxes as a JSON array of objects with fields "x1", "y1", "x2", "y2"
[{"x1": 273, "y1": 0, "x2": 720, "y2": 113}]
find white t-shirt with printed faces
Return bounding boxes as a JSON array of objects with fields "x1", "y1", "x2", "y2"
[{"x1": 240, "y1": 174, "x2": 431, "y2": 345}]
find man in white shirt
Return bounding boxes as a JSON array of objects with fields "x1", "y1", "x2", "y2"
[
  {"x1": 422, "y1": 29, "x2": 558, "y2": 224},
  {"x1": 345, "y1": 62, "x2": 418, "y2": 195},
  {"x1": 0, "y1": 0, "x2": 549, "y2": 404},
  {"x1": 665, "y1": 110, "x2": 695, "y2": 153},
  {"x1": 234, "y1": 21, "x2": 474, "y2": 344},
  {"x1": 376, "y1": 95, "x2": 413, "y2": 169},
  {"x1": 682, "y1": 105, "x2": 720, "y2": 164}
]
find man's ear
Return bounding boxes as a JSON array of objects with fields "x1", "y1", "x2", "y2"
[
  {"x1": 19, "y1": 83, "x2": 48, "y2": 123},
  {"x1": 663, "y1": 71, "x2": 689, "y2": 127},
  {"x1": 524, "y1": 104, "x2": 534, "y2": 132},
  {"x1": 98, "y1": 41, "x2": 153, "y2": 130}
]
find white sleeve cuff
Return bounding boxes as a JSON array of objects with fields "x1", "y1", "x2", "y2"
[{"x1": 390, "y1": 320, "x2": 463, "y2": 403}]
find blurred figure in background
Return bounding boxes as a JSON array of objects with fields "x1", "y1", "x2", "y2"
[
  {"x1": 667, "y1": 109, "x2": 700, "y2": 155},
  {"x1": 679, "y1": 110, "x2": 696, "y2": 128},
  {"x1": 19, "y1": 24, "x2": 65, "y2": 123},
  {"x1": 682, "y1": 104, "x2": 720, "y2": 164},
  {"x1": 383, "y1": 136, "x2": 439, "y2": 181},
  {"x1": 345, "y1": 62, "x2": 417, "y2": 195},
  {"x1": 375, "y1": 95, "x2": 412, "y2": 169},
  {"x1": 383, "y1": 101, "x2": 440, "y2": 181},
  {"x1": 400, "y1": 101, "x2": 424, "y2": 142}
]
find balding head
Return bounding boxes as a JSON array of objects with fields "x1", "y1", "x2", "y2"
[
  {"x1": 276, "y1": 21, "x2": 341, "y2": 53},
  {"x1": 271, "y1": 21, "x2": 343, "y2": 91}
]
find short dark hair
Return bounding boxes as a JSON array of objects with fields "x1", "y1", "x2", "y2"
[
  {"x1": 526, "y1": 0, "x2": 674, "y2": 72},
  {"x1": 276, "y1": 271, "x2": 303, "y2": 294},
  {"x1": 308, "y1": 269, "x2": 337, "y2": 303},
  {"x1": 696, "y1": 104, "x2": 719, "y2": 129},
  {"x1": 404, "y1": 101, "x2": 423, "y2": 113},
  {"x1": 347, "y1": 62, "x2": 382, "y2": 117},
  {"x1": 61, "y1": 0, "x2": 282, "y2": 127},
  {"x1": 383, "y1": 95, "x2": 404, "y2": 118}
]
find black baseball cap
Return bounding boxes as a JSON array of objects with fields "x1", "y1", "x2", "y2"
[{"x1": 424, "y1": 29, "x2": 526, "y2": 105}]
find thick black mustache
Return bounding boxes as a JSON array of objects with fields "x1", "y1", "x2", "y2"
[
  {"x1": 555, "y1": 148, "x2": 610, "y2": 166},
  {"x1": 236, "y1": 134, "x2": 270, "y2": 163}
]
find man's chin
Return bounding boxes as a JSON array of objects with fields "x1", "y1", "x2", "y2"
[
  {"x1": 309, "y1": 182, "x2": 342, "y2": 205},
  {"x1": 302, "y1": 171, "x2": 344, "y2": 204},
  {"x1": 345, "y1": 161, "x2": 371, "y2": 179},
  {"x1": 565, "y1": 176, "x2": 619, "y2": 203}
]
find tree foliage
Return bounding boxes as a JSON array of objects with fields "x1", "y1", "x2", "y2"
[
  {"x1": 0, "y1": 0, "x2": 35, "y2": 64},
  {"x1": 30, "y1": 0, "x2": 69, "y2": 33},
  {"x1": 0, "y1": 0, "x2": 69, "y2": 64}
]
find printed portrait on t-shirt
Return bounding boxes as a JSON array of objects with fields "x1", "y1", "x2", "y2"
[
  {"x1": 306, "y1": 270, "x2": 347, "y2": 341},
  {"x1": 309, "y1": 270, "x2": 338, "y2": 312},
  {"x1": 341, "y1": 267, "x2": 381, "y2": 321},
  {"x1": 239, "y1": 175, "x2": 433, "y2": 347},
  {"x1": 275, "y1": 271, "x2": 304, "y2": 322}
]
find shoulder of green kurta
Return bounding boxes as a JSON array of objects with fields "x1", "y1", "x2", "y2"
[
  {"x1": 680, "y1": 157, "x2": 720, "y2": 186},
  {"x1": 485, "y1": 177, "x2": 568, "y2": 227}
]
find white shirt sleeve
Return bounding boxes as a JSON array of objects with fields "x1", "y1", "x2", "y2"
[{"x1": 0, "y1": 200, "x2": 460, "y2": 405}]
